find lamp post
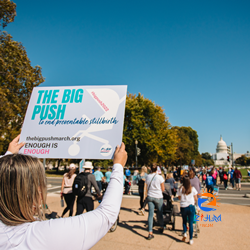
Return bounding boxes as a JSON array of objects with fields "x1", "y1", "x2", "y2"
[
  {"x1": 135, "y1": 140, "x2": 138, "y2": 168},
  {"x1": 231, "y1": 142, "x2": 234, "y2": 168}
]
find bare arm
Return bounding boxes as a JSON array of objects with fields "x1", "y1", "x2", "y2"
[
  {"x1": 161, "y1": 182, "x2": 165, "y2": 192},
  {"x1": 60, "y1": 178, "x2": 65, "y2": 198},
  {"x1": 194, "y1": 194, "x2": 198, "y2": 202}
]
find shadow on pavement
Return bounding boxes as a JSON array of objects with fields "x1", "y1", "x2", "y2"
[
  {"x1": 120, "y1": 207, "x2": 146, "y2": 216},
  {"x1": 119, "y1": 219, "x2": 184, "y2": 242},
  {"x1": 163, "y1": 232, "x2": 183, "y2": 242},
  {"x1": 120, "y1": 207, "x2": 133, "y2": 213},
  {"x1": 119, "y1": 220, "x2": 148, "y2": 239}
]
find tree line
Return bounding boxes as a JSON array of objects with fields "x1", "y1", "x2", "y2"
[{"x1": 235, "y1": 155, "x2": 250, "y2": 166}]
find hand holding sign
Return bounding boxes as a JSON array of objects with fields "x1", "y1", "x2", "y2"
[
  {"x1": 8, "y1": 135, "x2": 25, "y2": 154},
  {"x1": 113, "y1": 142, "x2": 127, "y2": 167}
]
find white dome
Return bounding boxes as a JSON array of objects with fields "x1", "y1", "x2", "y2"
[{"x1": 216, "y1": 136, "x2": 227, "y2": 153}]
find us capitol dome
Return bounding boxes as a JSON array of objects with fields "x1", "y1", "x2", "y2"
[
  {"x1": 212, "y1": 136, "x2": 249, "y2": 166},
  {"x1": 216, "y1": 136, "x2": 227, "y2": 154},
  {"x1": 212, "y1": 136, "x2": 229, "y2": 166}
]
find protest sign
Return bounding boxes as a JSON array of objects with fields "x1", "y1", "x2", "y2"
[
  {"x1": 79, "y1": 159, "x2": 85, "y2": 173},
  {"x1": 19, "y1": 85, "x2": 127, "y2": 159}
]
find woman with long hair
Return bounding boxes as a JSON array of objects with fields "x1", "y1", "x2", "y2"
[
  {"x1": 188, "y1": 168, "x2": 201, "y2": 196},
  {"x1": 165, "y1": 172, "x2": 176, "y2": 199},
  {"x1": 135, "y1": 166, "x2": 148, "y2": 214},
  {"x1": 145, "y1": 163, "x2": 165, "y2": 240},
  {"x1": 177, "y1": 176, "x2": 198, "y2": 245},
  {"x1": 0, "y1": 137, "x2": 127, "y2": 250},
  {"x1": 60, "y1": 163, "x2": 77, "y2": 217}
]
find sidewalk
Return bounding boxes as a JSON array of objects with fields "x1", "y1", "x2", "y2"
[{"x1": 47, "y1": 194, "x2": 250, "y2": 249}]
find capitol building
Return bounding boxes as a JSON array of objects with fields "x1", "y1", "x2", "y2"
[{"x1": 212, "y1": 136, "x2": 250, "y2": 166}]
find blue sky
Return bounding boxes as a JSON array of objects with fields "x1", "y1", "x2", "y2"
[{"x1": 5, "y1": 0, "x2": 250, "y2": 154}]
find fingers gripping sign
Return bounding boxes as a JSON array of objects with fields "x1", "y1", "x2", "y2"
[
  {"x1": 7, "y1": 134, "x2": 25, "y2": 154},
  {"x1": 113, "y1": 142, "x2": 127, "y2": 167}
]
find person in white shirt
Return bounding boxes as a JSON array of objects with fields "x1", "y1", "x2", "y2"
[
  {"x1": 145, "y1": 163, "x2": 165, "y2": 240},
  {"x1": 0, "y1": 136, "x2": 127, "y2": 250},
  {"x1": 177, "y1": 176, "x2": 198, "y2": 245}
]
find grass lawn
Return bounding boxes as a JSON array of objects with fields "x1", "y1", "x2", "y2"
[
  {"x1": 238, "y1": 168, "x2": 250, "y2": 182},
  {"x1": 240, "y1": 169, "x2": 248, "y2": 176},
  {"x1": 46, "y1": 170, "x2": 67, "y2": 177}
]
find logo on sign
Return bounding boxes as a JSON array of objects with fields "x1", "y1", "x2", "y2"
[
  {"x1": 195, "y1": 189, "x2": 222, "y2": 228},
  {"x1": 100, "y1": 144, "x2": 112, "y2": 156},
  {"x1": 198, "y1": 192, "x2": 220, "y2": 212}
]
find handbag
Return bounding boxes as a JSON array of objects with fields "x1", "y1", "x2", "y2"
[{"x1": 142, "y1": 174, "x2": 157, "y2": 209}]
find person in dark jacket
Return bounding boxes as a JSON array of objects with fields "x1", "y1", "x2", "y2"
[
  {"x1": 233, "y1": 168, "x2": 242, "y2": 191},
  {"x1": 205, "y1": 171, "x2": 215, "y2": 194}
]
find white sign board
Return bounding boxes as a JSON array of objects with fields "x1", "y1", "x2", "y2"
[{"x1": 19, "y1": 85, "x2": 127, "y2": 159}]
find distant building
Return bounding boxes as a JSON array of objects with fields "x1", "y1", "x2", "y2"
[
  {"x1": 212, "y1": 136, "x2": 228, "y2": 166},
  {"x1": 212, "y1": 136, "x2": 249, "y2": 166}
]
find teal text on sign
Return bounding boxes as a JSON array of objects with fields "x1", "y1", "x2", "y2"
[{"x1": 31, "y1": 89, "x2": 84, "y2": 120}]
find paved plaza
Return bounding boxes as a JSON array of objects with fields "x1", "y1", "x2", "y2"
[{"x1": 47, "y1": 193, "x2": 250, "y2": 250}]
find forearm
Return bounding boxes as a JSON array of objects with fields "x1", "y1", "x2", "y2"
[
  {"x1": 82, "y1": 163, "x2": 123, "y2": 248},
  {"x1": 61, "y1": 179, "x2": 65, "y2": 193}
]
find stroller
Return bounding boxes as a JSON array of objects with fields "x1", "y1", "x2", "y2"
[{"x1": 154, "y1": 183, "x2": 178, "y2": 230}]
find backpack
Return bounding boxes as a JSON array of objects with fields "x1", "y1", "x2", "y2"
[
  {"x1": 207, "y1": 176, "x2": 213, "y2": 186},
  {"x1": 72, "y1": 172, "x2": 90, "y2": 197},
  {"x1": 235, "y1": 170, "x2": 242, "y2": 179},
  {"x1": 223, "y1": 174, "x2": 228, "y2": 180},
  {"x1": 202, "y1": 174, "x2": 207, "y2": 181}
]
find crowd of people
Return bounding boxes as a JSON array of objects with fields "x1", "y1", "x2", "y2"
[{"x1": 0, "y1": 135, "x2": 245, "y2": 249}]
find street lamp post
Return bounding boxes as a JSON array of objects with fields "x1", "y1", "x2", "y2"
[
  {"x1": 231, "y1": 142, "x2": 234, "y2": 168},
  {"x1": 135, "y1": 140, "x2": 138, "y2": 168}
]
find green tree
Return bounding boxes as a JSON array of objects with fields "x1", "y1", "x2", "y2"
[
  {"x1": 0, "y1": 1, "x2": 45, "y2": 154},
  {"x1": 179, "y1": 126, "x2": 199, "y2": 158},
  {"x1": 195, "y1": 153, "x2": 203, "y2": 167},
  {"x1": 171, "y1": 127, "x2": 194, "y2": 166},
  {"x1": 201, "y1": 152, "x2": 214, "y2": 166},
  {"x1": 0, "y1": 0, "x2": 16, "y2": 29},
  {"x1": 201, "y1": 152, "x2": 212, "y2": 160},
  {"x1": 235, "y1": 155, "x2": 248, "y2": 166},
  {"x1": 123, "y1": 93, "x2": 177, "y2": 166},
  {"x1": 171, "y1": 126, "x2": 201, "y2": 166}
]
